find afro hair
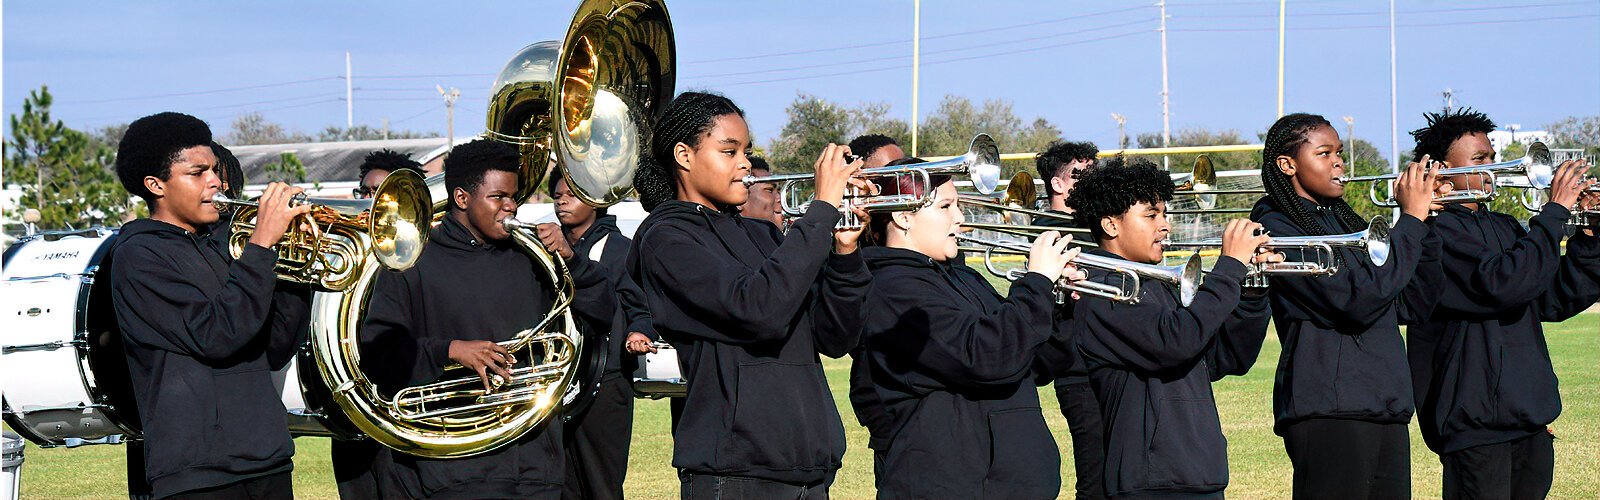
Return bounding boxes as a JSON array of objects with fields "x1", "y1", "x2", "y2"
[
  {"x1": 358, "y1": 149, "x2": 424, "y2": 180},
  {"x1": 1409, "y1": 107, "x2": 1496, "y2": 163},
  {"x1": 115, "y1": 112, "x2": 213, "y2": 202},
  {"x1": 444, "y1": 139, "x2": 521, "y2": 206},
  {"x1": 847, "y1": 134, "x2": 900, "y2": 160},
  {"x1": 1066, "y1": 155, "x2": 1173, "y2": 240}
]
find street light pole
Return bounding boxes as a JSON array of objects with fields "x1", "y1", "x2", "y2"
[{"x1": 438, "y1": 85, "x2": 460, "y2": 152}]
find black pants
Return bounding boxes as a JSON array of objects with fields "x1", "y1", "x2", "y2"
[
  {"x1": 563, "y1": 373, "x2": 635, "y2": 500},
  {"x1": 163, "y1": 472, "x2": 293, "y2": 500},
  {"x1": 1057, "y1": 378, "x2": 1107, "y2": 500},
  {"x1": 1282, "y1": 418, "x2": 1410, "y2": 500},
  {"x1": 332, "y1": 438, "x2": 382, "y2": 500},
  {"x1": 1440, "y1": 431, "x2": 1554, "y2": 500},
  {"x1": 680, "y1": 471, "x2": 831, "y2": 500}
]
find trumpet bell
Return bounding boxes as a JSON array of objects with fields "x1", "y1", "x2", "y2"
[
  {"x1": 968, "y1": 134, "x2": 1002, "y2": 195},
  {"x1": 1365, "y1": 216, "x2": 1391, "y2": 267},
  {"x1": 1176, "y1": 253, "x2": 1203, "y2": 308}
]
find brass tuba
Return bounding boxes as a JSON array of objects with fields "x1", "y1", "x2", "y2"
[{"x1": 306, "y1": 0, "x2": 674, "y2": 458}]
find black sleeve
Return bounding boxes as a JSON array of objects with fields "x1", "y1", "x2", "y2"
[
  {"x1": 111, "y1": 242, "x2": 282, "y2": 361},
  {"x1": 1431, "y1": 203, "x2": 1584, "y2": 317},
  {"x1": 1534, "y1": 228, "x2": 1600, "y2": 321},
  {"x1": 1397, "y1": 224, "x2": 1445, "y2": 325},
  {"x1": 639, "y1": 201, "x2": 844, "y2": 344},
  {"x1": 1077, "y1": 256, "x2": 1249, "y2": 374},
  {"x1": 1261, "y1": 214, "x2": 1428, "y2": 331},
  {"x1": 617, "y1": 275, "x2": 658, "y2": 341},
  {"x1": 265, "y1": 282, "x2": 313, "y2": 370},
  {"x1": 360, "y1": 270, "x2": 451, "y2": 390},
  {"x1": 811, "y1": 250, "x2": 872, "y2": 358},
  {"x1": 566, "y1": 253, "x2": 617, "y2": 337},
  {"x1": 1205, "y1": 292, "x2": 1271, "y2": 380},
  {"x1": 874, "y1": 272, "x2": 1058, "y2": 388}
]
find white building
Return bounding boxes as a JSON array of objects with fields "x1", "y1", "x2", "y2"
[{"x1": 1486, "y1": 129, "x2": 1551, "y2": 160}]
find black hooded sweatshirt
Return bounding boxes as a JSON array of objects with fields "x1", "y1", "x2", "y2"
[
  {"x1": 564, "y1": 214, "x2": 647, "y2": 379},
  {"x1": 1409, "y1": 202, "x2": 1600, "y2": 454},
  {"x1": 859, "y1": 246, "x2": 1061, "y2": 500},
  {"x1": 108, "y1": 218, "x2": 309, "y2": 499},
  {"x1": 1250, "y1": 197, "x2": 1443, "y2": 433},
  {"x1": 625, "y1": 200, "x2": 870, "y2": 485},
  {"x1": 1072, "y1": 249, "x2": 1270, "y2": 499},
  {"x1": 361, "y1": 215, "x2": 612, "y2": 499}
]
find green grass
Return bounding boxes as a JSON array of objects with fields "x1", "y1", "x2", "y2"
[{"x1": 12, "y1": 315, "x2": 1599, "y2": 499}]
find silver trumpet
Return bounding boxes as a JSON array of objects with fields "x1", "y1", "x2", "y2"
[
  {"x1": 1340, "y1": 142, "x2": 1555, "y2": 210},
  {"x1": 956, "y1": 233, "x2": 1203, "y2": 306},
  {"x1": 1165, "y1": 216, "x2": 1391, "y2": 282}
]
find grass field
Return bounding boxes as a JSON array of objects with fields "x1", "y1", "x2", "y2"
[{"x1": 12, "y1": 314, "x2": 1599, "y2": 499}]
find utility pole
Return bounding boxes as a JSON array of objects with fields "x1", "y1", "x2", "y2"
[
  {"x1": 1343, "y1": 116, "x2": 1355, "y2": 166},
  {"x1": 382, "y1": 117, "x2": 390, "y2": 141},
  {"x1": 1111, "y1": 113, "x2": 1128, "y2": 150},
  {"x1": 1388, "y1": 0, "x2": 1399, "y2": 175},
  {"x1": 345, "y1": 52, "x2": 354, "y2": 138},
  {"x1": 438, "y1": 85, "x2": 460, "y2": 152},
  {"x1": 1159, "y1": 0, "x2": 1171, "y2": 169},
  {"x1": 911, "y1": 0, "x2": 922, "y2": 157},
  {"x1": 1442, "y1": 88, "x2": 1455, "y2": 113}
]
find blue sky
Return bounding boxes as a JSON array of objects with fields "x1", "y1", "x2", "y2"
[{"x1": 5, "y1": 0, "x2": 1598, "y2": 163}]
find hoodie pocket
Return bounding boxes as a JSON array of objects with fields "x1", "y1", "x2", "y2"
[
  {"x1": 1146, "y1": 398, "x2": 1227, "y2": 490},
  {"x1": 723, "y1": 361, "x2": 841, "y2": 470},
  {"x1": 982, "y1": 407, "x2": 1060, "y2": 499},
  {"x1": 212, "y1": 367, "x2": 291, "y2": 462}
]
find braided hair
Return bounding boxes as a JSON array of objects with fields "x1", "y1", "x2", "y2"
[
  {"x1": 1409, "y1": 107, "x2": 1495, "y2": 163},
  {"x1": 1259, "y1": 113, "x2": 1367, "y2": 235},
  {"x1": 634, "y1": 91, "x2": 746, "y2": 211}
]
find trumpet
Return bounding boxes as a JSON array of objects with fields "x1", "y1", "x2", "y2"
[
  {"x1": 956, "y1": 234, "x2": 1203, "y2": 306},
  {"x1": 213, "y1": 169, "x2": 431, "y2": 291},
  {"x1": 1340, "y1": 142, "x2": 1555, "y2": 210},
  {"x1": 958, "y1": 171, "x2": 1093, "y2": 242},
  {"x1": 746, "y1": 133, "x2": 1003, "y2": 230},
  {"x1": 1164, "y1": 216, "x2": 1391, "y2": 280}
]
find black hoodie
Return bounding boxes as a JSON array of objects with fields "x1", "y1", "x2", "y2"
[
  {"x1": 1249, "y1": 197, "x2": 1443, "y2": 433},
  {"x1": 564, "y1": 214, "x2": 648, "y2": 378},
  {"x1": 1409, "y1": 203, "x2": 1600, "y2": 454},
  {"x1": 859, "y1": 246, "x2": 1061, "y2": 500},
  {"x1": 1072, "y1": 249, "x2": 1270, "y2": 498},
  {"x1": 108, "y1": 218, "x2": 309, "y2": 498},
  {"x1": 625, "y1": 200, "x2": 869, "y2": 484},
  {"x1": 362, "y1": 215, "x2": 607, "y2": 499}
]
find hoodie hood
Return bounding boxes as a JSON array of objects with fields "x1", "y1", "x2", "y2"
[
  {"x1": 636, "y1": 200, "x2": 776, "y2": 269},
  {"x1": 430, "y1": 215, "x2": 511, "y2": 253},
  {"x1": 862, "y1": 246, "x2": 941, "y2": 272}
]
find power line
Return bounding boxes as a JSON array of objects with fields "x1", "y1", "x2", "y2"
[
  {"x1": 1170, "y1": 13, "x2": 1599, "y2": 32},
  {"x1": 683, "y1": 5, "x2": 1148, "y2": 65},
  {"x1": 713, "y1": 29, "x2": 1148, "y2": 88},
  {"x1": 1172, "y1": 0, "x2": 1595, "y2": 20},
  {"x1": 391, "y1": 104, "x2": 443, "y2": 125},
  {"x1": 62, "y1": 76, "x2": 341, "y2": 105},
  {"x1": 686, "y1": 17, "x2": 1153, "y2": 81}
]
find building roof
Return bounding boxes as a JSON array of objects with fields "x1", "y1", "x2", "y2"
[{"x1": 225, "y1": 136, "x2": 467, "y2": 185}]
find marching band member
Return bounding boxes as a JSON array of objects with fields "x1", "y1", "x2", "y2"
[
  {"x1": 848, "y1": 134, "x2": 906, "y2": 169},
  {"x1": 1406, "y1": 109, "x2": 1600, "y2": 500},
  {"x1": 359, "y1": 139, "x2": 611, "y2": 499},
  {"x1": 1251, "y1": 113, "x2": 1445, "y2": 500},
  {"x1": 1032, "y1": 140, "x2": 1108, "y2": 500},
  {"x1": 335, "y1": 148, "x2": 425, "y2": 500},
  {"x1": 736, "y1": 156, "x2": 786, "y2": 228},
  {"x1": 542, "y1": 167, "x2": 643, "y2": 500},
  {"x1": 1067, "y1": 158, "x2": 1275, "y2": 499},
  {"x1": 627, "y1": 91, "x2": 871, "y2": 499},
  {"x1": 109, "y1": 112, "x2": 311, "y2": 500},
  {"x1": 855, "y1": 158, "x2": 1084, "y2": 500}
]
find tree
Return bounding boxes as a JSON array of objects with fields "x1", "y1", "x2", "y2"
[
  {"x1": 225, "y1": 112, "x2": 312, "y2": 145},
  {"x1": 913, "y1": 96, "x2": 1061, "y2": 177},
  {"x1": 765, "y1": 93, "x2": 909, "y2": 174},
  {"x1": 1542, "y1": 115, "x2": 1600, "y2": 156},
  {"x1": 260, "y1": 151, "x2": 308, "y2": 184},
  {"x1": 4, "y1": 86, "x2": 131, "y2": 229},
  {"x1": 317, "y1": 125, "x2": 432, "y2": 142}
]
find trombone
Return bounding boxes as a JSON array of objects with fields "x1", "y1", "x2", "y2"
[
  {"x1": 956, "y1": 233, "x2": 1203, "y2": 306},
  {"x1": 1340, "y1": 142, "x2": 1555, "y2": 210},
  {"x1": 213, "y1": 169, "x2": 431, "y2": 291},
  {"x1": 1164, "y1": 216, "x2": 1391, "y2": 280},
  {"x1": 746, "y1": 133, "x2": 1003, "y2": 230},
  {"x1": 1169, "y1": 155, "x2": 1263, "y2": 214},
  {"x1": 957, "y1": 171, "x2": 1093, "y2": 242}
]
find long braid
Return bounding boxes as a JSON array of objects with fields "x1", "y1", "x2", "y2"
[
  {"x1": 635, "y1": 91, "x2": 746, "y2": 211},
  {"x1": 1258, "y1": 113, "x2": 1367, "y2": 235}
]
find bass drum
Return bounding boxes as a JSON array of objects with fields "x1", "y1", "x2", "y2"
[
  {"x1": 0, "y1": 229, "x2": 359, "y2": 446},
  {"x1": 632, "y1": 342, "x2": 686, "y2": 399},
  {"x1": 1, "y1": 229, "x2": 138, "y2": 447}
]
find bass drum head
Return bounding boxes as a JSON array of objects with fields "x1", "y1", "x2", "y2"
[
  {"x1": 1, "y1": 229, "x2": 141, "y2": 446},
  {"x1": 560, "y1": 331, "x2": 609, "y2": 422}
]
